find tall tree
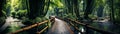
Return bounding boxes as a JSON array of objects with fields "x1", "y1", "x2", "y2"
[
  {"x1": 28, "y1": 0, "x2": 49, "y2": 19},
  {"x1": 0, "y1": 0, "x2": 4, "y2": 17},
  {"x1": 84, "y1": 0, "x2": 95, "y2": 19},
  {"x1": 73, "y1": 0, "x2": 81, "y2": 20},
  {"x1": 65, "y1": 0, "x2": 73, "y2": 14},
  {"x1": 83, "y1": 0, "x2": 95, "y2": 34},
  {"x1": 111, "y1": 0, "x2": 115, "y2": 23},
  {"x1": 107, "y1": 0, "x2": 115, "y2": 23},
  {"x1": 114, "y1": 0, "x2": 120, "y2": 24}
]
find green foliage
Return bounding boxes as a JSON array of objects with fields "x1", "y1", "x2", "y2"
[
  {"x1": 17, "y1": 10, "x2": 27, "y2": 16},
  {"x1": 33, "y1": 17, "x2": 42, "y2": 23},
  {"x1": 1, "y1": 0, "x2": 120, "y2": 33},
  {"x1": 50, "y1": 0, "x2": 64, "y2": 8},
  {"x1": 2, "y1": 10, "x2": 6, "y2": 16},
  {"x1": 0, "y1": 17, "x2": 6, "y2": 27}
]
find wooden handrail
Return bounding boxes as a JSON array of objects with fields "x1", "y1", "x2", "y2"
[
  {"x1": 67, "y1": 18, "x2": 117, "y2": 34},
  {"x1": 69, "y1": 21, "x2": 81, "y2": 31},
  {"x1": 10, "y1": 18, "x2": 54, "y2": 34},
  {"x1": 10, "y1": 20, "x2": 49, "y2": 34},
  {"x1": 10, "y1": 17, "x2": 117, "y2": 34},
  {"x1": 36, "y1": 18, "x2": 54, "y2": 34}
]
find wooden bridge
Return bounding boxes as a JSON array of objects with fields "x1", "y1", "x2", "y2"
[{"x1": 10, "y1": 17, "x2": 117, "y2": 34}]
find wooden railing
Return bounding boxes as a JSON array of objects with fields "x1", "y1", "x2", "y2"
[
  {"x1": 69, "y1": 21, "x2": 84, "y2": 34},
  {"x1": 10, "y1": 17, "x2": 118, "y2": 34},
  {"x1": 10, "y1": 18, "x2": 54, "y2": 34},
  {"x1": 10, "y1": 20, "x2": 48, "y2": 34},
  {"x1": 36, "y1": 26, "x2": 48, "y2": 34},
  {"x1": 66, "y1": 18, "x2": 118, "y2": 34}
]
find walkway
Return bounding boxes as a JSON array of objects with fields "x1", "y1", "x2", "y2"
[{"x1": 47, "y1": 18, "x2": 74, "y2": 34}]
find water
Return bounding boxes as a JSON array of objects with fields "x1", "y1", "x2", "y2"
[{"x1": 0, "y1": 16, "x2": 25, "y2": 33}]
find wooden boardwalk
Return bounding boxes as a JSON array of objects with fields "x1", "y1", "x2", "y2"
[{"x1": 47, "y1": 18, "x2": 74, "y2": 34}]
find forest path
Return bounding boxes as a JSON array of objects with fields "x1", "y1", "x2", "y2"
[{"x1": 47, "y1": 18, "x2": 74, "y2": 34}]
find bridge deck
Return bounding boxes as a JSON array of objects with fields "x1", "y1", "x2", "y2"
[{"x1": 47, "y1": 18, "x2": 74, "y2": 34}]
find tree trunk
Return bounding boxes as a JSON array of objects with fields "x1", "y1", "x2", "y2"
[
  {"x1": 28, "y1": 0, "x2": 45, "y2": 19},
  {"x1": 0, "y1": 0, "x2": 5, "y2": 17},
  {"x1": 84, "y1": 0, "x2": 94, "y2": 19},
  {"x1": 65, "y1": 0, "x2": 73, "y2": 14},
  {"x1": 73, "y1": 0, "x2": 80, "y2": 20},
  {"x1": 108, "y1": 0, "x2": 114, "y2": 23},
  {"x1": 111, "y1": 0, "x2": 115, "y2": 23}
]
